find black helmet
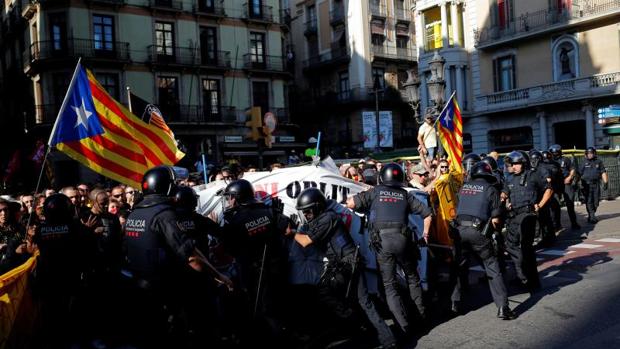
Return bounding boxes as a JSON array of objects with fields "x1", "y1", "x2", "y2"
[
  {"x1": 505, "y1": 151, "x2": 528, "y2": 166},
  {"x1": 470, "y1": 162, "x2": 496, "y2": 182},
  {"x1": 586, "y1": 146, "x2": 597, "y2": 155},
  {"x1": 379, "y1": 163, "x2": 405, "y2": 187},
  {"x1": 549, "y1": 144, "x2": 562, "y2": 159},
  {"x1": 296, "y1": 188, "x2": 326, "y2": 219},
  {"x1": 175, "y1": 186, "x2": 198, "y2": 211},
  {"x1": 541, "y1": 150, "x2": 553, "y2": 162},
  {"x1": 43, "y1": 194, "x2": 72, "y2": 222},
  {"x1": 529, "y1": 149, "x2": 543, "y2": 168},
  {"x1": 462, "y1": 153, "x2": 481, "y2": 173},
  {"x1": 142, "y1": 166, "x2": 176, "y2": 196},
  {"x1": 480, "y1": 156, "x2": 498, "y2": 171},
  {"x1": 223, "y1": 179, "x2": 255, "y2": 205}
]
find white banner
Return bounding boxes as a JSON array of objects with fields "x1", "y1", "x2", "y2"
[{"x1": 362, "y1": 111, "x2": 393, "y2": 148}]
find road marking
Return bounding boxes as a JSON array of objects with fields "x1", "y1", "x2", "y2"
[
  {"x1": 596, "y1": 238, "x2": 620, "y2": 243},
  {"x1": 539, "y1": 249, "x2": 576, "y2": 256},
  {"x1": 570, "y1": 243, "x2": 604, "y2": 249}
]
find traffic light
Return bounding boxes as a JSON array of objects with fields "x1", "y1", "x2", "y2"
[
  {"x1": 245, "y1": 107, "x2": 262, "y2": 141},
  {"x1": 262, "y1": 125, "x2": 273, "y2": 148}
]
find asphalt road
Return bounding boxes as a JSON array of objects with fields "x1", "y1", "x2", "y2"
[{"x1": 413, "y1": 199, "x2": 620, "y2": 349}]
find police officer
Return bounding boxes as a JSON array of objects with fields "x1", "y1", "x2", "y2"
[
  {"x1": 503, "y1": 152, "x2": 553, "y2": 291},
  {"x1": 529, "y1": 149, "x2": 556, "y2": 246},
  {"x1": 578, "y1": 147, "x2": 609, "y2": 223},
  {"x1": 220, "y1": 179, "x2": 289, "y2": 344},
  {"x1": 452, "y1": 162, "x2": 516, "y2": 320},
  {"x1": 481, "y1": 156, "x2": 503, "y2": 188},
  {"x1": 549, "y1": 144, "x2": 580, "y2": 229},
  {"x1": 290, "y1": 188, "x2": 397, "y2": 348},
  {"x1": 33, "y1": 194, "x2": 86, "y2": 348},
  {"x1": 124, "y1": 166, "x2": 232, "y2": 348},
  {"x1": 347, "y1": 163, "x2": 432, "y2": 334},
  {"x1": 463, "y1": 153, "x2": 482, "y2": 180},
  {"x1": 542, "y1": 150, "x2": 566, "y2": 231}
]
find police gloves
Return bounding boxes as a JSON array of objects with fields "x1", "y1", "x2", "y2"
[
  {"x1": 289, "y1": 213, "x2": 300, "y2": 229},
  {"x1": 603, "y1": 182, "x2": 609, "y2": 191}
]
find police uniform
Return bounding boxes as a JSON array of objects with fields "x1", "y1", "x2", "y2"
[
  {"x1": 532, "y1": 163, "x2": 556, "y2": 245},
  {"x1": 579, "y1": 157, "x2": 607, "y2": 222},
  {"x1": 352, "y1": 185, "x2": 431, "y2": 332},
  {"x1": 453, "y1": 177, "x2": 510, "y2": 312},
  {"x1": 503, "y1": 170, "x2": 549, "y2": 289},
  {"x1": 556, "y1": 156, "x2": 579, "y2": 228}
]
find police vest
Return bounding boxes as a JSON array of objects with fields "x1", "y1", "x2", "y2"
[
  {"x1": 456, "y1": 179, "x2": 491, "y2": 221},
  {"x1": 370, "y1": 185, "x2": 409, "y2": 230},
  {"x1": 541, "y1": 162, "x2": 563, "y2": 192},
  {"x1": 124, "y1": 203, "x2": 171, "y2": 281},
  {"x1": 224, "y1": 203, "x2": 279, "y2": 262},
  {"x1": 324, "y1": 211, "x2": 356, "y2": 262},
  {"x1": 36, "y1": 221, "x2": 78, "y2": 284},
  {"x1": 508, "y1": 171, "x2": 538, "y2": 208},
  {"x1": 581, "y1": 159, "x2": 603, "y2": 183},
  {"x1": 559, "y1": 156, "x2": 572, "y2": 178}
]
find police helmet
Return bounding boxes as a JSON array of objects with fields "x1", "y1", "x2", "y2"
[
  {"x1": 175, "y1": 186, "x2": 198, "y2": 211},
  {"x1": 470, "y1": 162, "x2": 496, "y2": 182},
  {"x1": 529, "y1": 149, "x2": 543, "y2": 168},
  {"x1": 379, "y1": 163, "x2": 405, "y2": 187},
  {"x1": 462, "y1": 153, "x2": 481, "y2": 173},
  {"x1": 142, "y1": 166, "x2": 177, "y2": 196},
  {"x1": 43, "y1": 194, "x2": 73, "y2": 222},
  {"x1": 296, "y1": 188, "x2": 327, "y2": 220},
  {"x1": 586, "y1": 146, "x2": 597, "y2": 155},
  {"x1": 505, "y1": 151, "x2": 529, "y2": 166},
  {"x1": 549, "y1": 144, "x2": 562, "y2": 159},
  {"x1": 480, "y1": 156, "x2": 498, "y2": 172},
  {"x1": 223, "y1": 179, "x2": 256, "y2": 205},
  {"x1": 541, "y1": 150, "x2": 553, "y2": 162}
]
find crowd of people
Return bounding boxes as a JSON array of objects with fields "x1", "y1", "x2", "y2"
[{"x1": 0, "y1": 143, "x2": 610, "y2": 349}]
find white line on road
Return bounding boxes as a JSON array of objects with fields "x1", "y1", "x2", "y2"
[
  {"x1": 538, "y1": 250, "x2": 576, "y2": 256},
  {"x1": 596, "y1": 238, "x2": 620, "y2": 243},
  {"x1": 570, "y1": 243, "x2": 604, "y2": 249}
]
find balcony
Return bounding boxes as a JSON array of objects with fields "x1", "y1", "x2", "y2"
[
  {"x1": 149, "y1": 0, "x2": 183, "y2": 12},
  {"x1": 243, "y1": 3, "x2": 274, "y2": 24},
  {"x1": 315, "y1": 85, "x2": 407, "y2": 106},
  {"x1": 280, "y1": 9, "x2": 292, "y2": 29},
  {"x1": 84, "y1": 0, "x2": 126, "y2": 7},
  {"x1": 21, "y1": 0, "x2": 37, "y2": 19},
  {"x1": 193, "y1": 2, "x2": 226, "y2": 18},
  {"x1": 303, "y1": 45, "x2": 350, "y2": 72},
  {"x1": 304, "y1": 20, "x2": 318, "y2": 36},
  {"x1": 395, "y1": 6, "x2": 411, "y2": 22},
  {"x1": 371, "y1": 44, "x2": 416, "y2": 62},
  {"x1": 166, "y1": 105, "x2": 238, "y2": 124},
  {"x1": 475, "y1": 71, "x2": 620, "y2": 114},
  {"x1": 243, "y1": 54, "x2": 290, "y2": 75},
  {"x1": 474, "y1": 0, "x2": 620, "y2": 49},
  {"x1": 330, "y1": 6, "x2": 345, "y2": 25},
  {"x1": 24, "y1": 39, "x2": 130, "y2": 75},
  {"x1": 370, "y1": 2, "x2": 387, "y2": 18},
  {"x1": 147, "y1": 46, "x2": 231, "y2": 70}
]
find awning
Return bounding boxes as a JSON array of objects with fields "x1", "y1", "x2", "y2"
[
  {"x1": 604, "y1": 124, "x2": 620, "y2": 135},
  {"x1": 371, "y1": 21, "x2": 385, "y2": 35}
]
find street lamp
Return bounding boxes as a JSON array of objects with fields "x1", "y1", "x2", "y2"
[
  {"x1": 403, "y1": 69, "x2": 422, "y2": 123},
  {"x1": 427, "y1": 51, "x2": 446, "y2": 117}
]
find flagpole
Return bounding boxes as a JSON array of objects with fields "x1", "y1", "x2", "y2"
[
  {"x1": 47, "y1": 57, "x2": 83, "y2": 147},
  {"x1": 126, "y1": 86, "x2": 133, "y2": 113},
  {"x1": 26, "y1": 146, "x2": 51, "y2": 230},
  {"x1": 432, "y1": 90, "x2": 457, "y2": 129}
]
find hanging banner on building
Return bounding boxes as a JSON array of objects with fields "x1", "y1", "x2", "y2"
[{"x1": 362, "y1": 111, "x2": 393, "y2": 148}]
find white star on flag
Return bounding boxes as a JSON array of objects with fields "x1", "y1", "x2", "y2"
[{"x1": 73, "y1": 98, "x2": 93, "y2": 130}]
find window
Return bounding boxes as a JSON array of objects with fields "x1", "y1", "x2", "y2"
[
  {"x1": 307, "y1": 36, "x2": 319, "y2": 58},
  {"x1": 423, "y1": 7, "x2": 442, "y2": 51},
  {"x1": 339, "y1": 71, "x2": 350, "y2": 100},
  {"x1": 371, "y1": 34, "x2": 384, "y2": 46},
  {"x1": 250, "y1": 0, "x2": 263, "y2": 18},
  {"x1": 155, "y1": 21, "x2": 175, "y2": 57},
  {"x1": 250, "y1": 32, "x2": 266, "y2": 67},
  {"x1": 493, "y1": 0, "x2": 514, "y2": 29},
  {"x1": 372, "y1": 67, "x2": 385, "y2": 89},
  {"x1": 252, "y1": 81, "x2": 269, "y2": 115},
  {"x1": 307, "y1": 5, "x2": 316, "y2": 23},
  {"x1": 199, "y1": 0, "x2": 215, "y2": 12},
  {"x1": 98, "y1": 73, "x2": 119, "y2": 100},
  {"x1": 488, "y1": 127, "x2": 532, "y2": 153},
  {"x1": 493, "y1": 55, "x2": 515, "y2": 92},
  {"x1": 202, "y1": 79, "x2": 220, "y2": 117},
  {"x1": 396, "y1": 36, "x2": 408, "y2": 49},
  {"x1": 200, "y1": 27, "x2": 218, "y2": 65},
  {"x1": 52, "y1": 73, "x2": 70, "y2": 107},
  {"x1": 93, "y1": 15, "x2": 114, "y2": 51},
  {"x1": 49, "y1": 13, "x2": 67, "y2": 52},
  {"x1": 157, "y1": 76, "x2": 179, "y2": 119}
]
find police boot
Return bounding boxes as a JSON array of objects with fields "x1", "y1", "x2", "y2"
[
  {"x1": 571, "y1": 222, "x2": 581, "y2": 230},
  {"x1": 497, "y1": 306, "x2": 517, "y2": 320}
]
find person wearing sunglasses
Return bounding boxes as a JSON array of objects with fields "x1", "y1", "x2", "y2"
[
  {"x1": 124, "y1": 186, "x2": 137, "y2": 209},
  {"x1": 347, "y1": 163, "x2": 432, "y2": 336},
  {"x1": 290, "y1": 188, "x2": 397, "y2": 348},
  {"x1": 408, "y1": 163, "x2": 432, "y2": 193}
]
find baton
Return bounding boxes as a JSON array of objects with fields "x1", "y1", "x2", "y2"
[{"x1": 254, "y1": 243, "x2": 268, "y2": 317}]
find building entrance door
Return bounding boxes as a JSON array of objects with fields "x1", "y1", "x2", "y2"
[{"x1": 554, "y1": 120, "x2": 586, "y2": 149}]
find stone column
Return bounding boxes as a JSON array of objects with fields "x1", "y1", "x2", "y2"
[
  {"x1": 537, "y1": 110, "x2": 548, "y2": 150},
  {"x1": 583, "y1": 103, "x2": 595, "y2": 148},
  {"x1": 420, "y1": 72, "x2": 428, "y2": 114},
  {"x1": 455, "y1": 65, "x2": 464, "y2": 107},
  {"x1": 445, "y1": 65, "x2": 453, "y2": 102},
  {"x1": 451, "y1": 1, "x2": 460, "y2": 47},
  {"x1": 440, "y1": 1, "x2": 449, "y2": 49}
]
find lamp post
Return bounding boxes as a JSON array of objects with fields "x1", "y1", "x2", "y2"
[
  {"x1": 403, "y1": 69, "x2": 421, "y2": 123},
  {"x1": 370, "y1": 76, "x2": 385, "y2": 153},
  {"x1": 427, "y1": 51, "x2": 446, "y2": 118}
]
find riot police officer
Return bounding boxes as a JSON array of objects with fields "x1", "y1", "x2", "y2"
[
  {"x1": 347, "y1": 163, "x2": 432, "y2": 334},
  {"x1": 463, "y1": 153, "x2": 482, "y2": 180},
  {"x1": 578, "y1": 147, "x2": 609, "y2": 223},
  {"x1": 452, "y1": 162, "x2": 516, "y2": 320},
  {"x1": 124, "y1": 166, "x2": 232, "y2": 348},
  {"x1": 503, "y1": 152, "x2": 553, "y2": 291},
  {"x1": 542, "y1": 150, "x2": 566, "y2": 231},
  {"x1": 529, "y1": 149, "x2": 556, "y2": 246},
  {"x1": 549, "y1": 144, "x2": 580, "y2": 229},
  {"x1": 220, "y1": 179, "x2": 289, "y2": 344},
  {"x1": 481, "y1": 155, "x2": 504, "y2": 188},
  {"x1": 291, "y1": 188, "x2": 397, "y2": 348}
]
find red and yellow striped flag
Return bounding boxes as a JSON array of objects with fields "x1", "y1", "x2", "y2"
[
  {"x1": 49, "y1": 63, "x2": 184, "y2": 188},
  {"x1": 437, "y1": 93, "x2": 463, "y2": 173}
]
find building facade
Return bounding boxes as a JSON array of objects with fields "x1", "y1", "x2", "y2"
[
  {"x1": 288, "y1": 0, "x2": 418, "y2": 157},
  {"x1": 1, "y1": 0, "x2": 298, "y2": 172}
]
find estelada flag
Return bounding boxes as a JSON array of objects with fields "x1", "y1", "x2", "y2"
[
  {"x1": 49, "y1": 62, "x2": 184, "y2": 188},
  {"x1": 437, "y1": 92, "x2": 463, "y2": 173}
]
